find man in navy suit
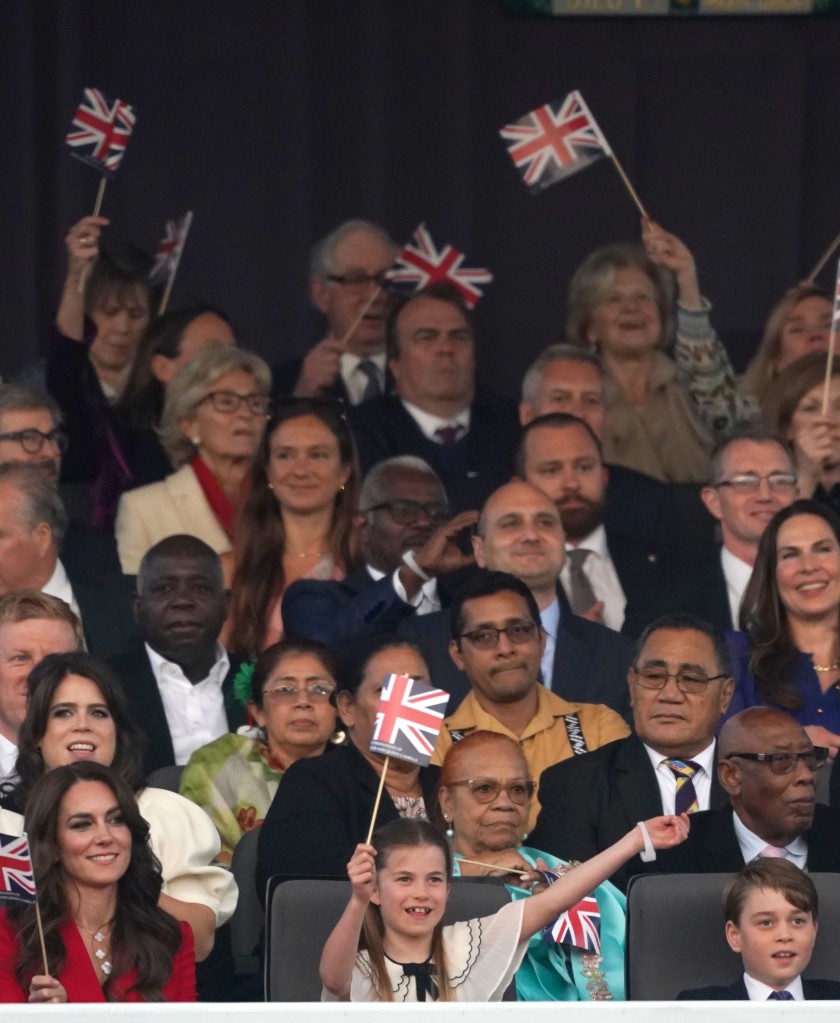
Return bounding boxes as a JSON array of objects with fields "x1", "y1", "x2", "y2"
[
  {"x1": 272, "y1": 219, "x2": 397, "y2": 404},
  {"x1": 678, "y1": 859, "x2": 840, "y2": 1000}
]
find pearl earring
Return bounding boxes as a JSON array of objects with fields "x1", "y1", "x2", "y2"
[
  {"x1": 444, "y1": 817, "x2": 454, "y2": 840},
  {"x1": 191, "y1": 436, "x2": 200, "y2": 447}
]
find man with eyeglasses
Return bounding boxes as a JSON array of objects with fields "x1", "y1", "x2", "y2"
[
  {"x1": 653, "y1": 707, "x2": 840, "y2": 875},
  {"x1": 283, "y1": 456, "x2": 476, "y2": 660},
  {"x1": 272, "y1": 220, "x2": 398, "y2": 405},
  {"x1": 696, "y1": 429, "x2": 798, "y2": 630},
  {"x1": 530, "y1": 613, "x2": 734, "y2": 891},
  {"x1": 107, "y1": 534, "x2": 245, "y2": 776},
  {"x1": 432, "y1": 570, "x2": 629, "y2": 830}
]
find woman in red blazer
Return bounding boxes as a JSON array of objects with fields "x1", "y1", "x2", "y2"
[{"x1": 0, "y1": 762, "x2": 195, "y2": 1002}]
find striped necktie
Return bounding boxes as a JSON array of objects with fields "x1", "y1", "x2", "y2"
[
  {"x1": 665, "y1": 758, "x2": 701, "y2": 815},
  {"x1": 767, "y1": 990, "x2": 794, "y2": 1000}
]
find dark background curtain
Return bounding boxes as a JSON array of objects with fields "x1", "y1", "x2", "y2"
[{"x1": 3, "y1": 1, "x2": 840, "y2": 398}]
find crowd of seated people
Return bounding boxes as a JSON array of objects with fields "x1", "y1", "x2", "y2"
[{"x1": 1, "y1": 211, "x2": 840, "y2": 1004}]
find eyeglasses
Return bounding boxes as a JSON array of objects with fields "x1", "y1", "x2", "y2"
[
  {"x1": 262, "y1": 682, "x2": 336, "y2": 703},
  {"x1": 200, "y1": 391, "x2": 272, "y2": 415},
  {"x1": 445, "y1": 777, "x2": 536, "y2": 805},
  {"x1": 631, "y1": 667, "x2": 730, "y2": 695},
  {"x1": 460, "y1": 621, "x2": 539, "y2": 650},
  {"x1": 0, "y1": 428, "x2": 68, "y2": 454},
  {"x1": 714, "y1": 473, "x2": 797, "y2": 495},
  {"x1": 363, "y1": 500, "x2": 451, "y2": 526},
  {"x1": 326, "y1": 271, "x2": 389, "y2": 291},
  {"x1": 725, "y1": 748, "x2": 829, "y2": 774}
]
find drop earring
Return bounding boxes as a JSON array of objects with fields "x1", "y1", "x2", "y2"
[{"x1": 444, "y1": 816, "x2": 454, "y2": 840}]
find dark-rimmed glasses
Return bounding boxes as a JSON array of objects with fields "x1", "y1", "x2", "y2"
[
  {"x1": 262, "y1": 682, "x2": 336, "y2": 703},
  {"x1": 725, "y1": 748, "x2": 828, "y2": 774},
  {"x1": 460, "y1": 621, "x2": 539, "y2": 650},
  {"x1": 631, "y1": 667, "x2": 730, "y2": 695},
  {"x1": 713, "y1": 473, "x2": 797, "y2": 495},
  {"x1": 326, "y1": 271, "x2": 389, "y2": 291},
  {"x1": 445, "y1": 778, "x2": 536, "y2": 805},
  {"x1": 199, "y1": 391, "x2": 272, "y2": 415},
  {"x1": 0, "y1": 428, "x2": 68, "y2": 454},
  {"x1": 363, "y1": 500, "x2": 451, "y2": 526}
]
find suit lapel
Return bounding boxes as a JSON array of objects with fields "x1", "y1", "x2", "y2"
[
  {"x1": 614, "y1": 736, "x2": 664, "y2": 822},
  {"x1": 165, "y1": 465, "x2": 231, "y2": 553}
]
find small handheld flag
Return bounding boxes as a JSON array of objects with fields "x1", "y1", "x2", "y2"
[
  {"x1": 65, "y1": 87, "x2": 136, "y2": 176},
  {"x1": 500, "y1": 91, "x2": 610, "y2": 195},
  {"x1": 385, "y1": 224, "x2": 493, "y2": 309},
  {"x1": 0, "y1": 832, "x2": 36, "y2": 905},
  {"x1": 370, "y1": 674, "x2": 449, "y2": 769},
  {"x1": 538, "y1": 869, "x2": 602, "y2": 953},
  {"x1": 150, "y1": 211, "x2": 193, "y2": 286}
]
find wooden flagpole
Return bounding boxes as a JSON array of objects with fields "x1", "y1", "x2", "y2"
[
  {"x1": 366, "y1": 756, "x2": 390, "y2": 845},
  {"x1": 609, "y1": 152, "x2": 648, "y2": 220},
  {"x1": 822, "y1": 258, "x2": 840, "y2": 416},
  {"x1": 35, "y1": 900, "x2": 49, "y2": 976},
  {"x1": 807, "y1": 229, "x2": 840, "y2": 284},
  {"x1": 340, "y1": 285, "x2": 383, "y2": 350},
  {"x1": 456, "y1": 858, "x2": 529, "y2": 877}
]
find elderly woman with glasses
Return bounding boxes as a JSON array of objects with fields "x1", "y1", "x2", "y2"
[
  {"x1": 115, "y1": 341, "x2": 271, "y2": 575},
  {"x1": 438, "y1": 731, "x2": 627, "y2": 1001},
  {"x1": 724, "y1": 500, "x2": 840, "y2": 762},
  {"x1": 180, "y1": 638, "x2": 341, "y2": 864}
]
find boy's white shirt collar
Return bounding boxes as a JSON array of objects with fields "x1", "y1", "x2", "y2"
[{"x1": 743, "y1": 972, "x2": 804, "y2": 1001}]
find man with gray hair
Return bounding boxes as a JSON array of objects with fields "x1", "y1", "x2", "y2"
[
  {"x1": 0, "y1": 463, "x2": 135, "y2": 657},
  {"x1": 283, "y1": 455, "x2": 476, "y2": 649},
  {"x1": 272, "y1": 219, "x2": 398, "y2": 403}
]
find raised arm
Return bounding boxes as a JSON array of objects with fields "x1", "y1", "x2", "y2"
[
  {"x1": 55, "y1": 215, "x2": 109, "y2": 342},
  {"x1": 320, "y1": 843, "x2": 376, "y2": 1000}
]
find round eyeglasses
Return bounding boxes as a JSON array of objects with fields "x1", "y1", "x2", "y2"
[
  {"x1": 0, "y1": 428, "x2": 68, "y2": 454},
  {"x1": 445, "y1": 778, "x2": 536, "y2": 805}
]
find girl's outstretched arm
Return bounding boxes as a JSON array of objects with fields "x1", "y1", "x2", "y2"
[
  {"x1": 518, "y1": 814, "x2": 689, "y2": 941},
  {"x1": 320, "y1": 842, "x2": 377, "y2": 1000}
]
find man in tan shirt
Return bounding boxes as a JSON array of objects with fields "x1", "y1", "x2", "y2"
[{"x1": 432, "y1": 568, "x2": 630, "y2": 830}]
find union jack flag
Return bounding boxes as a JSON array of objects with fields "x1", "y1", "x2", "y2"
[
  {"x1": 65, "y1": 87, "x2": 136, "y2": 174},
  {"x1": 370, "y1": 674, "x2": 449, "y2": 767},
  {"x1": 500, "y1": 91, "x2": 611, "y2": 195},
  {"x1": 384, "y1": 224, "x2": 493, "y2": 309},
  {"x1": 538, "y1": 869, "x2": 601, "y2": 953},
  {"x1": 149, "y1": 211, "x2": 194, "y2": 286},
  {"x1": 0, "y1": 833, "x2": 37, "y2": 905}
]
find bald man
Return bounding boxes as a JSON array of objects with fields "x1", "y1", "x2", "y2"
[{"x1": 399, "y1": 480, "x2": 634, "y2": 717}]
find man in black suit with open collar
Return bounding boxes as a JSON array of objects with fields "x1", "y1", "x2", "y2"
[
  {"x1": 108, "y1": 534, "x2": 244, "y2": 778},
  {"x1": 529, "y1": 613, "x2": 735, "y2": 891},
  {"x1": 400, "y1": 479, "x2": 634, "y2": 717}
]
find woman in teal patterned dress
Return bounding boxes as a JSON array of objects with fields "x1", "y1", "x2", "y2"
[
  {"x1": 438, "y1": 731, "x2": 626, "y2": 1001},
  {"x1": 180, "y1": 638, "x2": 341, "y2": 863}
]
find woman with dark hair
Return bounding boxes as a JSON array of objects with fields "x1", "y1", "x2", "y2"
[
  {"x1": 0, "y1": 762, "x2": 195, "y2": 1002},
  {"x1": 567, "y1": 221, "x2": 754, "y2": 483},
  {"x1": 255, "y1": 637, "x2": 439, "y2": 896},
  {"x1": 227, "y1": 397, "x2": 361, "y2": 658},
  {"x1": 5, "y1": 652, "x2": 236, "y2": 962},
  {"x1": 725, "y1": 499, "x2": 840, "y2": 759},
  {"x1": 180, "y1": 638, "x2": 341, "y2": 862}
]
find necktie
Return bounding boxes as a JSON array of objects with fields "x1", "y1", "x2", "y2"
[
  {"x1": 434, "y1": 424, "x2": 464, "y2": 446},
  {"x1": 357, "y1": 359, "x2": 382, "y2": 402},
  {"x1": 566, "y1": 547, "x2": 597, "y2": 614},
  {"x1": 767, "y1": 990, "x2": 794, "y2": 1000},
  {"x1": 759, "y1": 844, "x2": 789, "y2": 859},
  {"x1": 665, "y1": 758, "x2": 701, "y2": 815}
]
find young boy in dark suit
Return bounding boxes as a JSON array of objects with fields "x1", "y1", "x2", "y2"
[{"x1": 678, "y1": 859, "x2": 840, "y2": 1001}]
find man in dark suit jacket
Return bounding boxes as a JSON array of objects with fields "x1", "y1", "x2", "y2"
[
  {"x1": 108, "y1": 535, "x2": 245, "y2": 778},
  {"x1": 400, "y1": 479, "x2": 635, "y2": 717},
  {"x1": 529, "y1": 613, "x2": 735, "y2": 890},
  {"x1": 271, "y1": 219, "x2": 397, "y2": 405},
  {"x1": 283, "y1": 456, "x2": 474, "y2": 648},
  {"x1": 657, "y1": 707, "x2": 840, "y2": 876},
  {"x1": 349, "y1": 283, "x2": 521, "y2": 513},
  {"x1": 517, "y1": 413, "x2": 682, "y2": 637},
  {"x1": 679, "y1": 978, "x2": 840, "y2": 1000}
]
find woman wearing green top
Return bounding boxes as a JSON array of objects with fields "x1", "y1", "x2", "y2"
[{"x1": 180, "y1": 638, "x2": 341, "y2": 863}]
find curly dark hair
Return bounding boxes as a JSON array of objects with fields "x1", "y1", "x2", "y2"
[{"x1": 8, "y1": 762, "x2": 181, "y2": 1001}]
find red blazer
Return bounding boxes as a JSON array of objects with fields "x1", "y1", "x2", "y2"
[{"x1": 0, "y1": 912, "x2": 195, "y2": 1002}]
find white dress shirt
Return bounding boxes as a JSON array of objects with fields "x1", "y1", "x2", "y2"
[
  {"x1": 721, "y1": 546, "x2": 753, "y2": 629},
  {"x1": 0, "y1": 733, "x2": 17, "y2": 785},
  {"x1": 732, "y1": 810, "x2": 808, "y2": 869},
  {"x1": 367, "y1": 564, "x2": 440, "y2": 617},
  {"x1": 401, "y1": 400, "x2": 471, "y2": 442},
  {"x1": 146, "y1": 642, "x2": 230, "y2": 765},
  {"x1": 743, "y1": 973, "x2": 804, "y2": 1001},
  {"x1": 644, "y1": 739, "x2": 717, "y2": 814},
  {"x1": 340, "y1": 351, "x2": 387, "y2": 405},
  {"x1": 539, "y1": 598, "x2": 560, "y2": 690},
  {"x1": 560, "y1": 525, "x2": 627, "y2": 632},
  {"x1": 41, "y1": 558, "x2": 82, "y2": 622}
]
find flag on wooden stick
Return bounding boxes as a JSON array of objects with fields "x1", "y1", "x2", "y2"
[
  {"x1": 150, "y1": 211, "x2": 193, "y2": 286},
  {"x1": 370, "y1": 674, "x2": 449, "y2": 769},
  {"x1": 385, "y1": 224, "x2": 493, "y2": 308},
  {"x1": 0, "y1": 833, "x2": 36, "y2": 905},
  {"x1": 65, "y1": 87, "x2": 136, "y2": 176}
]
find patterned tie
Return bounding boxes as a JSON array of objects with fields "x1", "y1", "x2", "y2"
[
  {"x1": 566, "y1": 547, "x2": 597, "y2": 615},
  {"x1": 665, "y1": 758, "x2": 701, "y2": 815},
  {"x1": 767, "y1": 990, "x2": 794, "y2": 1000},
  {"x1": 433, "y1": 424, "x2": 464, "y2": 446},
  {"x1": 759, "y1": 844, "x2": 789, "y2": 859},
  {"x1": 357, "y1": 359, "x2": 382, "y2": 402}
]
